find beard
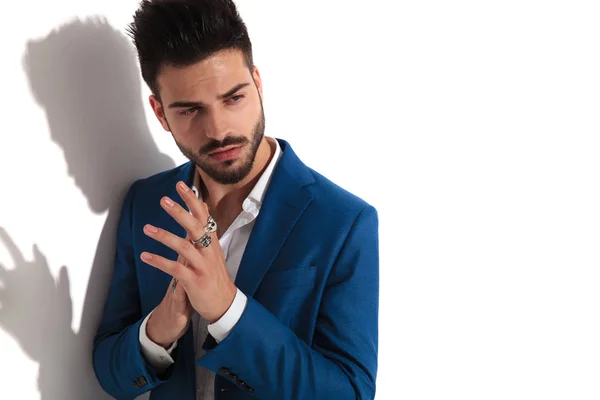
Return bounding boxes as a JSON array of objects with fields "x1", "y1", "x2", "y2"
[{"x1": 174, "y1": 109, "x2": 265, "y2": 185}]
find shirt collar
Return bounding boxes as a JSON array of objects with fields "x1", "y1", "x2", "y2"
[{"x1": 191, "y1": 136, "x2": 282, "y2": 214}]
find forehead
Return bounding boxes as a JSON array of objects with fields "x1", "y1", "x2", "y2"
[{"x1": 156, "y1": 49, "x2": 250, "y2": 101}]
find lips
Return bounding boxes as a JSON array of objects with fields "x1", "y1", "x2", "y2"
[
  {"x1": 208, "y1": 145, "x2": 242, "y2": 162},
  {"x1": 209, "y1": 145, "x2": 240, "y2": 155}
]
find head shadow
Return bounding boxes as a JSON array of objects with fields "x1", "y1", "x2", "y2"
[
  {"x1": 23, "y1": 16, "x2": 173, "y2": 213},
  {"x1": 0, "y1": 16, "x2": 174, "y2": 399}
]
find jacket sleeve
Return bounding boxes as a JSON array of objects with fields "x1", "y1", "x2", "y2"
[
  {"x1": 92, "y1": 181, "x2": 173, "y2": 398},
  {"x1": 196, "y1": 205, "x2": 380, "y2": 399}
]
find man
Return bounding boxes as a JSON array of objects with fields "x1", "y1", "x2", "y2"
[{"x1": 92, "y1": 1, "x2": 379, "y2": 399}]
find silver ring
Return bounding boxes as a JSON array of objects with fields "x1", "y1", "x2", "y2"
[
  {"x1": 171, "y1": 278, "x2": 177, "y2": 293},
  {"x1": 191, "y1": 215, "x2": 217, "y2": 248},
  {"x1": 191, "y1": 233, "x2": 212, "y2": 248},
  {"x1": 204, "y1": 215, "x2": 217, "y2": 233}
]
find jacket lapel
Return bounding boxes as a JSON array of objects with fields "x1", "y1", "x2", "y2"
[{"x1": 234, "y1": 138, "x2": 314, "y2": 297}]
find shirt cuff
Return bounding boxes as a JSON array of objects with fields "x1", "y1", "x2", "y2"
[
  {"x1": 207, "y1": 288, "x2": 247, "y2": 343},
  {"x1": 139, "y1": 308, "x2": 177, "y2": 371}
]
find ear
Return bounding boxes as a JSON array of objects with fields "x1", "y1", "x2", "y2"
[
  {"x1": 149, "y1": 94, "x2": 171, "y2": 132},
  {"x1": 251, "y1": 66, "x2": 263, "y2": 101}
]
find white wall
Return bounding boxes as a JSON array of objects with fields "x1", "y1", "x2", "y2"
[{"x1": 0, "y1": 1, "x2": 598, "y2": 399}]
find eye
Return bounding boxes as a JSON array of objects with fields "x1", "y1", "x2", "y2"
[
  {"x1": 227, "y1": 94, "x2": 245, "y2": 104},
  {"x1": 179, "y1": 107, "x2": 201, "y2": 116}
]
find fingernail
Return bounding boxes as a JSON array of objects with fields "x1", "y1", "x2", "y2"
[
  {"x1": 145, "y1": 224, "x2": 158, "y2": 233},
  {"x1": 179, "y1": 182, "x2": 190, "y2": 192},
  {"x1": 141, "y1": 252, "x2": 153, "y2": 260},
  {"x1": 163, "y1": 197, "x2": 175, "y2": 207}
]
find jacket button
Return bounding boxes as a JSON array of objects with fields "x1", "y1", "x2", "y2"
[
  {"x1": 132, "y1": 376, "x2": 147, "y2": 388},
  {"x1": 240, "y1": 381, "x2": 253, "y2": 392}
]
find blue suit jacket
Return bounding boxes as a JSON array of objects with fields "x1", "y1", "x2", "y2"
[{"x1": 92, "y1": 138, "x2": 379, "y2": 399}]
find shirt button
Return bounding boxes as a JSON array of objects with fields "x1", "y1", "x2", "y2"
[{"x1": 242, "y1": 199, "x2": 251, "y2": 210}]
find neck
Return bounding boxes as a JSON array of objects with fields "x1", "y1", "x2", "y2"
[{"x1": 196, "y1": 136, "x2": 275, "y2": 211}]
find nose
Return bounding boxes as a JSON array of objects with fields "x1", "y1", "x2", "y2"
[{"x1": 203, "y1": 109, "x2": 230, "y2": 141}]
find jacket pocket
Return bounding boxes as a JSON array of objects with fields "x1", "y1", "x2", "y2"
[{"x1": 259, "y1": 265, "x2": 318, "y2": 290}]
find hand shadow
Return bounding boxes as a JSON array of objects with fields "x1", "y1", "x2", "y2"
[
  {"x1": 0, "y1": 16, "x2": 175, "y2": 399},
  {"x1": 0, "y1": 228, "x2": 96, "y2": 399}
]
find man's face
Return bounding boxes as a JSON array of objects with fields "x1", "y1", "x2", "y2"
[{"x1": 150, "y1": 49, "x2": 265, "y2": 185}]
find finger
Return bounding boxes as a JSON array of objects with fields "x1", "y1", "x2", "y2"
[
  {"x1": 57, "y1": 266, "x2": 73, "y2": 322},
  {"x1": 170, "y1": 256, "x2": 189, "y2": 300},
  {"x1": 176, "y1": 181, "x2": 208, "y2": 220},
  {"x1": 171, "y1": 277, "x2": 189, "y2": 303},
  {"x1": 169, "y1": 276, "x2": 183, "y2": 297},
  {"x1": 140, "y1": 251, "x2": 195, "y2": 285},
  {"x1": 143, "y1": 224, "x2": 204, "y2": 269},
  {"x1": 0, "y1": 262, "x2": 8, "y2": 279},
  {"x1": 33, "y1": 244, "x2": 54, "y2": 280},
  {"x1": 0, "y1": 226, "x2": 26, "y2": 266},
  {"x1": 160, "y1": 192, "x2": 209, "y2": 247}
]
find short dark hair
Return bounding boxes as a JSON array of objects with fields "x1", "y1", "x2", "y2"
[{"x1": 126, "y1": 0, "x2": 254, "y2": 99}]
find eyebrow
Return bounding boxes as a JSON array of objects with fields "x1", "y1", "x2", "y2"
[{"x1": 167, "y1": 82, "x2": 251, "y2": 109}]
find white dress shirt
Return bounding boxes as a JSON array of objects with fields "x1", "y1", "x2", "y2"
[{"x1": 139, "y1": 136, "x2": 282, "y2": 399}]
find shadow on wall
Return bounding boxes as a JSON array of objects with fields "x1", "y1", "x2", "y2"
[{"x1": 0, "y1": 17, "x2": 174, "y2": 399}]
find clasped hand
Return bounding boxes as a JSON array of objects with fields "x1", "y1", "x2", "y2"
[{"x1": 140, "y1": 181, "x2": 237, "y2": 335}]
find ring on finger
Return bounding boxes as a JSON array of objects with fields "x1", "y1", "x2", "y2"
[
  {"x1": 191, "y1": 233, "x2": 212, "y2": 248},
  {"x1": 204, "y1": 215, "x2": 217, "y2": 233},
  {"x1": 191, "y1": 215, "x2": 217, "y2": 248}
]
